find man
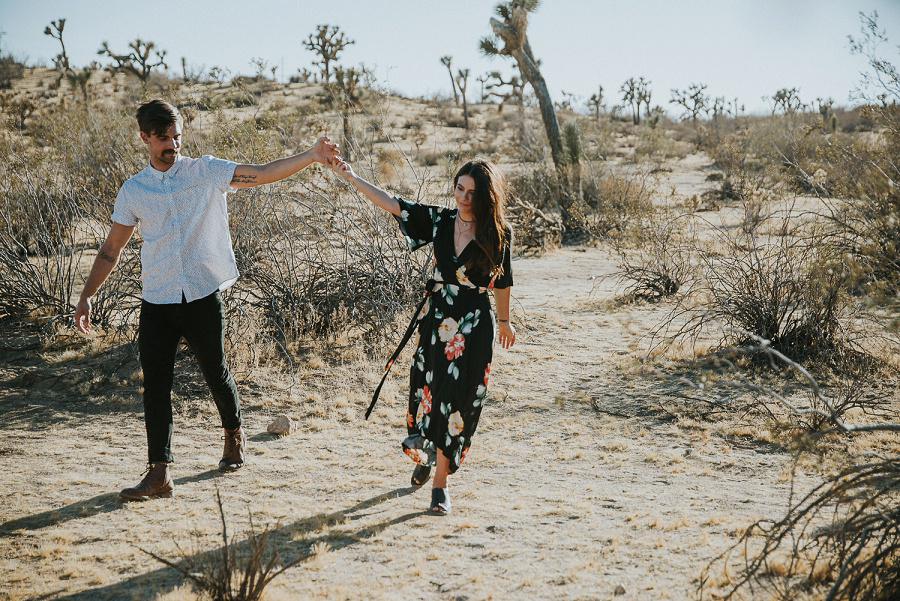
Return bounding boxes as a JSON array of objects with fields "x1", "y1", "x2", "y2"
[{"x1": 74, "y1": 99, "x2": 338, "y2": 500}]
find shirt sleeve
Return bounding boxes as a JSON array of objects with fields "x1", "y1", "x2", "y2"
[
  {"x1": 202, "y1": 155, "x2": 239, "y2": 194},
  {"x1": 110, "y1": 185, "x2": 137, "y2": 227},
  {"x1": 393, "y1": 197, "x2": 445, "y2": 251},
  {"x1": 493, "y1": 228, "x2": 514, "y2": 289}
]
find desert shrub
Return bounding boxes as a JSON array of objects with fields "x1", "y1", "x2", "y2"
[
  {"x1": 229, "y1": 184, "x2": 429, "y2": 352},
  {"x1": 665, "y1": 336, "x2": 900, "y2": 600},
  {"x1": 609, "y1": 213, "x2": 696, "y2": 302},
  {"x1": 0, "y1": 84, "x2": 435, "y2": 377},
  {"x1": 631, "y1": 126, "x2": 691, "y2": 166},
  {"x1": 654, "y1": 216, "x2": 869, "y2": 369},
  {"x1": 508, "y1": 161, "x2": 655, "y2": 248},
  {"x1": 0, "y1": 110, "x2": 133, "y2": 322},
  {"x1": 579, "y1": 165, "x2": 656, "y2": 237},
  {"x1": 579, "y1": 116, "x2": 618, "y2": 161},
  {"x1": 0, "y1": 54, "x2": 25, "y2": 89},
  {"x1": 700, "y1": 448, "x2": 899, "y2": 601},
  {"x1": 142, "y1": 489, "x2": 305, "y2": 601},
  {"x1": 822, "y1": 104, "x2": 900, "y2": 296}
]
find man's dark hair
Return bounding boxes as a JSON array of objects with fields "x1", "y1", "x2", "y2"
[{"x1": 136, "y1": 99, "x2": 182, "y2": 136}]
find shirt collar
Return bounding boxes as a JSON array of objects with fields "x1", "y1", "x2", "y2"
[{"x1": 147, "y1": 153, "x2": 184, "y2": 180}]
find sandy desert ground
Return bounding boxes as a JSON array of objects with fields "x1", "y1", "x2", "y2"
[{"x1": 1, "y1": 64, "x2": 898, "y2": 601}]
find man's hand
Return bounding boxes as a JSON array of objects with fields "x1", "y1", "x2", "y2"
[
  {"x1": 74, "y1": 297, "x2": 92, "y2": 334},
  {"x1": 311, "y1": 136, "x2": 339, "y2": 164}
]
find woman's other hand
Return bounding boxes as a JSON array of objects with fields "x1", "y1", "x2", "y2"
[
  {"x1": 329, "y1": 156, "x2": 356, "y2": 180},
  {"x1": 498, "y1": 322, "x2": 516, "y2": 349}
]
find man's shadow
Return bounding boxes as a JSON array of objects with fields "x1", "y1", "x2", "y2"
[
  {"x1": 53, "y1": 485, "x2": 425, "y2": 600},
  {"x1": 0, "y1": 470, "x2": 220, "y2": 536}
]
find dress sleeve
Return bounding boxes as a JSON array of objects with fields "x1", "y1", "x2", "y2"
[
  {"x1": 493, "y1": 228, "x2": 514, "y2": 289},
  {"x1": 393, "y1": 197, "x2": 443, "y2": 251}
]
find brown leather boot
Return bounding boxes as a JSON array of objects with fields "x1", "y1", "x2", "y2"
[
  {"x1": 219, "y1": 426, "x2": 246, "y2": 471},
  {"x1": 120, "y1": 462, "x2": 174, "y2": 500}
]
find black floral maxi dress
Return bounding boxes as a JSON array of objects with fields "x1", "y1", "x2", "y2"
[{"x1": 393, "y1": 197, "x2": 513, "y2": 475}]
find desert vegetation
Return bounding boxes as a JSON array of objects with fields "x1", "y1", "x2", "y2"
[{"x1": 0, "y1": 4, "x2": 898, "y2": 601}]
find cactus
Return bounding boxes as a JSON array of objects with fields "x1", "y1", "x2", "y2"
[
  {"x1": 561, "y1": 119, "x2": 582, "y2": 197},
  {"x1": 818, "y1": 97, "x2": 837, "y2": 132}
]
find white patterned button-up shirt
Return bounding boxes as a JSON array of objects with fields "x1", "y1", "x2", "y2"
[{"x1": 111, "y1": 154, "x2": 239, "y2": 304}]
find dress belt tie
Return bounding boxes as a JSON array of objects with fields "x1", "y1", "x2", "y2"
[
  {"x1": 365, "y1": 279, "x2": 491, "y2": 420},
  {"x1": 366, "y1": 279, "x2": 438, "y2": 420}
]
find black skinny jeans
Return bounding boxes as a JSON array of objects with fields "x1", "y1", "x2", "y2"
[{"x1": 139, "y1": 290, "x2": 241, "y2": 463}]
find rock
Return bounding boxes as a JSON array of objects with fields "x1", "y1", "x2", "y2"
[
  {"x1": 614, "y1": 585, "x2": 626, "y2": 596},
  {"x1": 267, "y1": 415, "x2": 297, "y2": 436}
]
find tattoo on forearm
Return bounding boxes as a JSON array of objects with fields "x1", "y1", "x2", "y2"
[
  {"x1": 98, "y1": 250, "x2": 116, "y2": 263},
  {"x1": 232, "y1": 174, "x2": 258, "y2": 184}
]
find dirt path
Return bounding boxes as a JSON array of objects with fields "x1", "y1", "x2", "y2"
[{"x1": 0, "y1": 225, "x2": 817, "y2": 601}]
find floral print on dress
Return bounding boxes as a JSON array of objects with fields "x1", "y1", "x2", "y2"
[
  {"x1": 444, "y1": 333, "x2": 465, "y2": 361},
  {"x1": 393, "y1": 197, "x2": 513, "y2": 475},
  {"x1": 456, "y1": 265, "x2": 476, "y2": 288}
]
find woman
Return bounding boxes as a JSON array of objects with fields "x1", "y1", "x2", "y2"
[{"x1": 329, "y1": 157, "x2": 516, "y2": 515}]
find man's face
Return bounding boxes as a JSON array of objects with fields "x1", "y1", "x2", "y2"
[{"x1": 141, "y1": 122, "x2": 182, "y2": 168}]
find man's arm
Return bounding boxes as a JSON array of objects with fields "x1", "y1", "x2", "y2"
[
  {"x1": 74, "y1": 222, "x2": 135, "y2": 334},
  {"x1": 230, "y1": 136, "x2": 338, "y2": 188}
]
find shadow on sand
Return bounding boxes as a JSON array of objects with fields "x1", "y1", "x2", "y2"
[
  {"x1": 52, "y1": 486, "x2": 424, "y2": 600},
  {"x1": 0, "y1": 469, "x2": 220, "y2": 536}
]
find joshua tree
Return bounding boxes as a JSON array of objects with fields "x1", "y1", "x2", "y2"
[
  {"x1": 639, "y1": 81, "x2": 652, "y2": 122},
  {"x1": 670, "y1": 83, "x2": 709, "y2": 122},
  {"x1": 66, "y1": 62, "x2": 98, "y2": 106},
  {"x1": 98, "y1": 38, "x2": 168, "y2": 85},
  {"x1": 620, "y1": 77, "x2": 650, "y2": 125},
  {"x1": 476, "y1": 72, "x2": 489, "y2": 103},
  {"x1": 817, "y1": 97, "x2": 837, "y2": 132},
  {"x1": 480, "y1": 0, "x2": 567, "y2": 188},
  {"x1": 456, "y1": 68, "x2": 471, "y2": 129},
  {"x1": 771, "y1": 87, "x2": 804, "y2": 114},
  {"x1": 587, "y1": 85, "x2": 604, "y2": 120},
  {"x1": 726, "y1": 97, "x2": 744, "y2": 118},
  {"x1": 208, "y1": 66, "x2": 228, "y2": 86},
  {"x1": 441, "y1": 56, "x2": 459, "y2": 104},
  {"x1": 304, "y1": 24, "x2": 354, "y2": 85},
  {"x1": 708, "y1": 95, "x2": 726, "y2": 128},
  {"x1": 485, "y1": 70, "x2": 525, "y2": 114},
  {"x1": 293, "y1": 68, "x2": 315, "y2": 84},
  {"x1": 335, "y1": 65, "x2": 363, "y2": 160},
  {"x1": 43, "y1": 18, "x2": 72, "y2": 87}
]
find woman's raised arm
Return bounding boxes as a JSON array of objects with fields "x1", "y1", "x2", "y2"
[{"x1": 328, "y1": 158, "x2": 401, "y2": 216}]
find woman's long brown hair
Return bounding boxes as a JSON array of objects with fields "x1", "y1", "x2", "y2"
[{"x1": 454, "y1": 159, "x2": 511, "y2": 277}]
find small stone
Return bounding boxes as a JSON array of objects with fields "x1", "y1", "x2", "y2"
[
  {"x1": 614, "y1": 585, "x2": 626, "y2": 596},
  {"x1": 267, "y1": 415, "x2": 297, "y2": 436}
]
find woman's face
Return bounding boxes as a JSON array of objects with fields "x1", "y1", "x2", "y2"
[{"x1": 454, "y1": 174, "x2": 476, "y2": 216}]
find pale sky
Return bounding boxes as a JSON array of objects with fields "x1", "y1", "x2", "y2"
[{"x1": 1, "y1": 0, "x2": 898, "y2": 114}]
